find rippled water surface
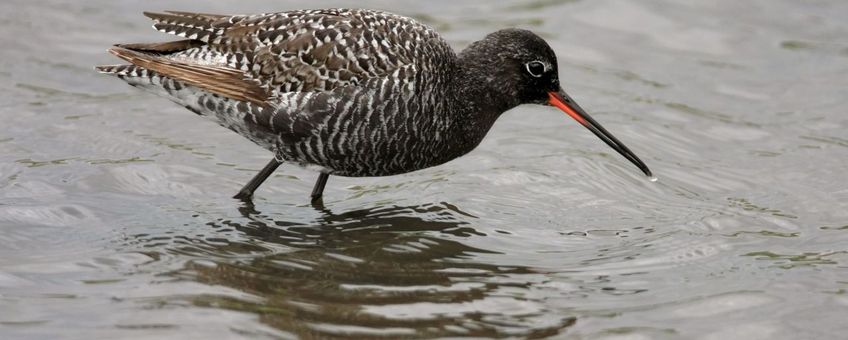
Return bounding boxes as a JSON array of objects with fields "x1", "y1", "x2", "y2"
[{"x1": 2, "y1": 0, "x2": 848, "y2": 338}]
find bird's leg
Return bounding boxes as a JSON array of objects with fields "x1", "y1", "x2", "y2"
[
  {"x1": 233, "y1": 158, "x2": 283, "y2": 200},
  {"x1": 310, "y1": 173, "x2": 330, "y2": 202}
]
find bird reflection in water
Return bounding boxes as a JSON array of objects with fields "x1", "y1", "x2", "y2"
[{"x1": 166, "y1": 201, "x2": 576, "y2": 338}]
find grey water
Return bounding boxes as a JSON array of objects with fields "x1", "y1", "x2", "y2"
[{"x1": 2, "y1": 0, "x2": 847, "y2": 338}]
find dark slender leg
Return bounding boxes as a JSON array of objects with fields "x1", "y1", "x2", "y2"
[
  {"x1": 233, "y1": 158, "x2": 283, "y2": 200},
  {"x1": 310, "y1": 173, "x2": 330, "y2": 202}
]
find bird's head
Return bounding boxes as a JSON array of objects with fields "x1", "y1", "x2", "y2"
[{"x1": 462, "y1": 28, "x2": 652, "y2": 177}]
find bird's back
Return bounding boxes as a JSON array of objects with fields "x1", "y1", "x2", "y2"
[{"x1": 98, "y1": 9, "x2": 464, "y2": 176}]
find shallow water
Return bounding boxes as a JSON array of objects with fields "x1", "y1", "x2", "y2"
[{"x1": 2, "y1": 0, "x2": 848, "y2": 338}]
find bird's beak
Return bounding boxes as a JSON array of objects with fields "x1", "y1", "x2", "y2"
[{"x1": 548, "y1": 89, "x2": 652, "y2": 177}]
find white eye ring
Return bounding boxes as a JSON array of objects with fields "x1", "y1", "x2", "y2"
[{"x1": 525, "y1": 61, "x2": 546, "y2": 78}]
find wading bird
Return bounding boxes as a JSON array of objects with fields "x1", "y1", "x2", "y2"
[{"x1": 97, "y1": 9, "x2": 652, "y2": 202}]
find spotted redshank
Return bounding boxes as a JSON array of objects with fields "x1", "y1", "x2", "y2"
[{"x1": 97, "y1": 9, "x2": 652, "y2": 201}]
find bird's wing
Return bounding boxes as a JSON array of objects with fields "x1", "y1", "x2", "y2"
[
  {"x1": 142, "y1": 9, "x2": 438, "y2": 97},
  {"x1": 106, "y1": 46, "x2": 271, "y2": 106},
  {"x1": 102, "y1": 9, "x2": 450, "y2": 151}
]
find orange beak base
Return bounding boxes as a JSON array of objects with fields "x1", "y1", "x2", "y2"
[{"x1": 548, "y1": 90, "x2": 652, "y2": 177}]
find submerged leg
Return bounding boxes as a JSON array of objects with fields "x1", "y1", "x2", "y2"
[
  {"x1": 233, "y1": 158, "x2": 283, "y2": 200},
  {"x1": 310, "y1": 173, "x2": 330, "y2": 202}
]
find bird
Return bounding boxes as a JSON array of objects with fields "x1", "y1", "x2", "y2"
[{"x1": 96, "y1": 8, "x2": 652, "y2": 202}]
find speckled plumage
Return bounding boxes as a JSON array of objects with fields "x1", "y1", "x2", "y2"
[
  {"x1": 98, "y1": 9, "x2": 492, "y2": 176},
  {"x1": 98, "y1": 8, "x2": 652, "y2": 199}
]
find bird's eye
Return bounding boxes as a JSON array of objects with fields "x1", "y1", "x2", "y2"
[{"x1": 525, "y1": 61, "x2": 546, "y2": 78}]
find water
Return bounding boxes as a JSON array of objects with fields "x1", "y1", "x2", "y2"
[{"x1": 2, "y1": 0, "x2": 847, "y2": 338}]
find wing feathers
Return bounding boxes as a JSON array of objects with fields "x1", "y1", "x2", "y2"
[
  {"x1": 104, "y1": 9, "x2": 442, "y2": 100},
  {"x1": 116, "y1": 40, "x2": 204, "y2": 54},
  {"x1": 162, "y1": 10, "x2": 230, "y2": 23},
  {"x1": 143, "y1": 11, "x2": 232, "y2": 42},
  {"x1": 108, "y1": 46, "x2": 270, "y2": 106}
]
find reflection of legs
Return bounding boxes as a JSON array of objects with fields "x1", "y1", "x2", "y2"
[
  {"x1": 311, "y1": 173, "x2": 330, "y2": 202},
  {"x1": 233, "y1": 158, "x2": 283, "y2": 200}
]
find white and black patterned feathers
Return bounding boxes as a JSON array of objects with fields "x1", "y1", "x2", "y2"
[
  {"x1": 97, "y1": 9, "x2": 563, "y2": 176},
  {"x1": 147, "y1": 9, "x2": 441, "y2": 96}
]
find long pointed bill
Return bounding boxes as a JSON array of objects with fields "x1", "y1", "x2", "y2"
[{"x1": 548, "y1": 90, "x2": 653, "y2": 177}]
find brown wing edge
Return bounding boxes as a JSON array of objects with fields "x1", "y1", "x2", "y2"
[
  {"x1": 115, "y1": 40, "x2": 205, "y2": 54},
  {"x1": 100, "y1": 46, "x2": 271, "y2": 107}
]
